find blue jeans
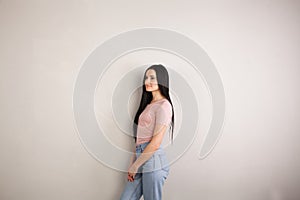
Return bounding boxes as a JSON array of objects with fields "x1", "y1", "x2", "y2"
[{"x1": 120, "y1": 142, "x2": 170, "y2": 200}]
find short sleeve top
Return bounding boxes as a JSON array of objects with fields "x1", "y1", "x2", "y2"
[{"x1": 136, "y1": 98, "x2": 172, "y2": 145}]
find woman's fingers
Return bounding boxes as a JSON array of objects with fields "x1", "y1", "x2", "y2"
[
  {"x1": 127, "y1": 173, "x2": 133, "y2": 181},
  {"x1": 127, "y1": 174, "x2": 134, "y2": 182},
  {"x1": 128, "y1": 170, "x2": 136, "y2": 178}
]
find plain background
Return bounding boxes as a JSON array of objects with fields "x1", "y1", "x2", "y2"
[{"x1": 0, "y1": 0, "x2": 300, "y2": 199}]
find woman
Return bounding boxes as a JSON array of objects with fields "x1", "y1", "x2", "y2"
[{"x1": 120, "y1": 64, "x2": 175, "y2": 200}]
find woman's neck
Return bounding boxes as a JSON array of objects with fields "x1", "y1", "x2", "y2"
[{"x1": 151, "y1": 91, "x2": 165, "y2": 102}]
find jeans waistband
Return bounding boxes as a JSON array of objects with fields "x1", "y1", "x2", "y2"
[
  {"x1": 135, "y1": 141, "x2": 164, "y2": 154},
  {"x1": 135, "y1": 141, "x2": 150, "y2": 151}
]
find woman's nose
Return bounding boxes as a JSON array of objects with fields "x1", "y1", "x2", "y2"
[{"x1": 145, "y1": 78, "x2": 150, "y2": 84}]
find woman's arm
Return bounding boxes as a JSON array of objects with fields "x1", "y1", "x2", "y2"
[
  {"x1": 129, "y1": 145, "x2": 136, "y2": 165},
  {"x1": 128, "y1": 124, "x2": 168, "y2": 177},
  {"x1": 127, "y1": 145, "x2": 137, "y2": 181}
]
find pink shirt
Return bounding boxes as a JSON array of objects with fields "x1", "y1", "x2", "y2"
[{"x1": 136, "y1": 99, "x2": 173, "y2": 145}]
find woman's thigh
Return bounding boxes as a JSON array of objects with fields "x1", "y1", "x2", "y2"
[
  {"x1": 142, "y1": 169, "x2": 169, "y2": 200},
  {"x1": 141, "y1": 153, "x2": 170, "y2": 200}
]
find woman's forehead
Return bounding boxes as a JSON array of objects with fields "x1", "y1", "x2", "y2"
[{"x1": 146, "y1": 69, "x2": 156, "y2": 76}]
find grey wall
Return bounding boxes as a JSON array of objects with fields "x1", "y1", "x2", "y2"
[{"x1": 0, "y1": 0, "x2": 300, "y2": 200}]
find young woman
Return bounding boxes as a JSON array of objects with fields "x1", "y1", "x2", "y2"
[{"x1": 120, "y1": 64, "x2": 175, "y2": 200}]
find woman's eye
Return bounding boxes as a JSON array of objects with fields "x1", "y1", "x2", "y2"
[{"x1": 144, "y1": 77, "x2": 155, "y2": 81}]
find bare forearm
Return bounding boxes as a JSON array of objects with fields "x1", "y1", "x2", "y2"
[
  {"x1": 130, "y1": 143, "x2": 158, "y2": 171},
  {"x1": 129, "y1": 146, "x2": 136, "y2": 165}
]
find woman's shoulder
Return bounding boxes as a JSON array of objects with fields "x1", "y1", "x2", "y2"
[
  {"x1": 155, "y1": 99, "x2": 173, "y2": 123},
  {"x1": 148, "y1": 98, "x2": 172, "y2": 111},
  {"x1": 160, "y1": 99, "x2": 171, "y2": 106},
  {"x1": 157, "y1": 99, "x2": 172, "y2": 112}
]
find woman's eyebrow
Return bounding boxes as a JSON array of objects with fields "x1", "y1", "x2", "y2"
[{"x1": 145, "y1": 75, "x2": 155, "y2": 78}]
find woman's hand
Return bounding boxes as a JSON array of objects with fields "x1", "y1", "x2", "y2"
[{"x1": 127, "y1": 164, "x2": 138, "y2": 182}]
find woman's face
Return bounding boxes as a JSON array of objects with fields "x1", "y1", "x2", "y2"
[{"x1": 144, "y1": 69, "x2": 159, "y2": 92}]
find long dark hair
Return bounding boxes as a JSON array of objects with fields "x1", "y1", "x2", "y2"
[{"x1": 133, "y1": 64, "x2": 175, "y2": 144}]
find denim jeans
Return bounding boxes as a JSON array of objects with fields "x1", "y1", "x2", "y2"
[{"x1": 120, "y1": 142, "x2": 170, "y2": 200}]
